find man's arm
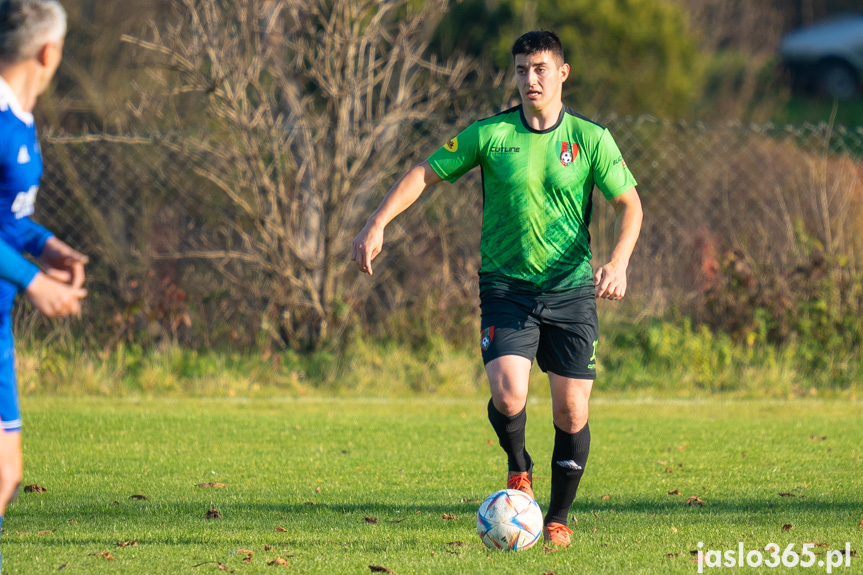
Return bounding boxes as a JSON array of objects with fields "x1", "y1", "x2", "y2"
[
  {"x1": 594, "y1": 187, "x2": 642, "y2": 300},
  {"x1": 351, "y1": 160, "x2": 443, "y2": 275},
  {"x1": 0, "y1": 233, "x2": 86, "y2": 317}
]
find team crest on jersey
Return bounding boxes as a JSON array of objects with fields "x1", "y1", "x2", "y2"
[
  {"x1": 480, "y1": 326, "x2": 494, "y2": 351},
  {"x1": 444, "y1": 137, "x2": 458, "y2": 152},
  {"x1": 559, "y1": 141, "x2": 578, "y2": 167},
  {"x1": 17, "y1": 145, "x2": 30, "y2": 164}
]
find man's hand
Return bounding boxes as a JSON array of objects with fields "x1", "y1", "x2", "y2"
[
  {"x1": 594, "y1": 261, "x2": 627, "y2": 300},
  {"x1": 40, "y1": 236, "x2": 88, "y2": 289},
  {"x1": 25, "y1": 272, "x2": 87, "y2": 317},
  {"x1": 351, "y1": 220, "x2": 384, "y2": 275}
]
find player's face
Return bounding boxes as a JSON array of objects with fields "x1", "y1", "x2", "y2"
[{"x1": 514, "y1": 51, "x2": 569, "y2": 112}]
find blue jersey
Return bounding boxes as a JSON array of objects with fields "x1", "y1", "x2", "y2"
[
  {"x1": 0, "y1": 76, "x2": 53, "y2": 312},
  {"x1": 0, "y1": 76, "x2": 54, "y2": 433}
]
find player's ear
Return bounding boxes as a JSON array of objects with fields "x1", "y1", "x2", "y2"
[
  {"x1": 37, "y1": 41, "x2": 62, "y2": 68},
  {"x1": 559, "y1": 63, "x2": 570, "y2": 83}
]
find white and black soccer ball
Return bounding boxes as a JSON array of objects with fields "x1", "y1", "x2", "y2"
[
  {"x1": 476, "y1": 489, "x2": 543, "y2": 551},
  {"x1": 560, "y1": 151, "x2": 573, "y2": 166}
]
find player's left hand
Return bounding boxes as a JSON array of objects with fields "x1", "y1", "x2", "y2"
[
  {"x1": 40, "y1": 237, "x2": 89, "y2": 289},
  {"x1": 594, "y1": 261, "x2": 627, "y2": 300}
]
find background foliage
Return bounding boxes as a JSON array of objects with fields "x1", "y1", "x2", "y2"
[{"x1": 16, "y1": 0, "x2": 863, "y2": 395}]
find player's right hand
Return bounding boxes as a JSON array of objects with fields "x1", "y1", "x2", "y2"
[
  {"x1": 24, "y1": 272, "x2": 87, "y2": 318},
  {"x1": 351, "y1": 221, "x2": 384, "y2": 276}
]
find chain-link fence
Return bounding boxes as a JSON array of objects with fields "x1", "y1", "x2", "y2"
[{"x1": 30, "y1": 116, "x2": 863, "y2": 348}]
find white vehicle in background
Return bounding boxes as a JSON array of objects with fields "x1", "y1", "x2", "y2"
[{"x1": 780, "y1": 14, "x2": 863, "y2": 99}]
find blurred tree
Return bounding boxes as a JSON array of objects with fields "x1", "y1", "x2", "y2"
[{"x1": 121, "y1": 0, "x2": 483, "y2": 349}]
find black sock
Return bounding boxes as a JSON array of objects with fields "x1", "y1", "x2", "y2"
[
  {"x1": 487, "y1": 398, "x2": 532, "y2": 472},
  {"x1": 545, "y1": 422, "x2": 590, "y2": 526}
]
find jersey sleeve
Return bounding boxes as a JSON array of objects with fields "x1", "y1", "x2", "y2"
[
  {"x1": 592, "y1": 129, "x2": 637, "y2": 200},
  {"x1": 17, "y1": 217, "x2": 53, "y2": 257},
  {"x1": 0, "y1": 234, "x2": 39, "y2": 290},
  {"x1": 426, "y1": 122, "x2": 482, "y2": 183}
]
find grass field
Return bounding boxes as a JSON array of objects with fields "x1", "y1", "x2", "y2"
[{"x1": 4, "y1": 397, "x2": 862, "y2": 574}]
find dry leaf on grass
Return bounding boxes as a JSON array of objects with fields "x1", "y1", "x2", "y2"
[
  {"x1": 315, "y1": 487, "x2": 322, "y2": 493},
  {"x1": 686, "y1": 496, "x2": 704, "y2": 507},
  {"x1": 364, "y1": 516, "x2": 379, "y2": 524},
  {"x1": 129, "y1": 494, "x2": 149, "y2": 501},
  {"x1": 116, "y1": 540, "x2": 137, "y2": 547},
  {"x1": 808, "y1": 435, "x2": 827, "y2": 441},
  {"x1": 88, "y1": 551, "x2": 114, "y2": 560},
  {"x1": 778, "y1": 492, "x2": 795, "y2": 497},
  {"x1": 806, "y1": 542, "x2": 829, "y2": 547},
  {"x1": 24, "y1": 484, "x2": 47, "y2": 493},
  {"x1": 441, "y1": 513, "x2": 459, "y2": 520},
  {"x1": 57, "y1": 562, "x2": 67, "y2": 570},
  {"x1": 601, "y1": 494, "x2": 611, "y2": 500},
  {"x1": 196, "y1": 482, "x2": 227, "y2": 488},
  {"x1": 268, "y1": 558, "x2": 290, "y2": 566},
  {"x1": 275, "y1": 526, "x2": 288, "y2": 532},
  {"x1": 858, "y1": 519, "x2": 863, "y2": 530},
  {"x1": 205, "y1": 508, "x2": 222, "y2": 520},
  {"x1": 369, "y1": 566, "x2": 395, "y2": 574},
  {"x1": 782, "y1": 524, "x2": 793, "y2": 531},
  {"x1": 839, "y1": 549, "x2": 858, "y2": 558},
  {"x1": 37, "y1": 529, "x2": 55, "y2": 535},
  {"x1": 665, "y1": 468, "x2": 674, "y2": 473},
  {"x1": 668, "y1": 489, "x2": 680, "y2": 495},
  {"x1": 543, "y1": 545, "x2": 559, "y2": 555}
]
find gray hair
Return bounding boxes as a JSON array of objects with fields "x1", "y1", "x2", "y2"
[{"x1": 0, "y1": 0, "x2": 66, "y2": 63}]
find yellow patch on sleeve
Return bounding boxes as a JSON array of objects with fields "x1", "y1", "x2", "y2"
[{"x1": 444, "y1": 137, "x2": 458, "y2": 152}]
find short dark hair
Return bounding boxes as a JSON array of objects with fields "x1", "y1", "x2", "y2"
[
  {"x1": 511, "y1": 30, "x2": 564, "y2": 66},
  {"x1": 0, "y1": 0, "x2": 66, "y2": 63}
]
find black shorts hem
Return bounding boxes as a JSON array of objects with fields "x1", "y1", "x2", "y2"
[
  {"x1": 481, "y1": 351, "x2": 535, "y2": 366},
  {"x1": 539, "y1": 366, "x2": 597, "y2": 380}
]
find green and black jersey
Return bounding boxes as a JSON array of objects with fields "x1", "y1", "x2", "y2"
[{"x1": 427, "y1": 105, "x2": 636, "y2": 293}]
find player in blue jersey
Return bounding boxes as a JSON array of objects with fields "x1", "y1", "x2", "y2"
[{"x1": 0, "y1": 0, "x2": 87, "y2": 568}]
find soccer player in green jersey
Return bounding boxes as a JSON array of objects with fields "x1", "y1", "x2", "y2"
[{"x1": 352, "y1": 30, "x2": 642, "y2": 547}]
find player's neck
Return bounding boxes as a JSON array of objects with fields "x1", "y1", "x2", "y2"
[
  {"x1": 0, "y1": 65, "x2": 40, "y2": 113},
  {"x1": 521, "y1": 99, "x2": 563, "y2": 131}
]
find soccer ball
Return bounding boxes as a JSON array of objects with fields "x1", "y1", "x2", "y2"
[{"x1": 476, "y1": 489, "x2": 543, "y2": 551}]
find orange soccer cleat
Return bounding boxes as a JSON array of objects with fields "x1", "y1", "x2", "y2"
[
  {"x1": 506, "y1": 469, "x2": 534, "y2": 499},
  {"x1": 543, "y1": 522, "x2": 573, "y2": 547}
]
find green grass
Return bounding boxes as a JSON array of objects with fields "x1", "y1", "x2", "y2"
[
  {"x1": 4, "y1": 397, "x2": 862, "y2": 573},
  {"x1": 772, "y1": 96, "x2": 863, "y2": 128}
]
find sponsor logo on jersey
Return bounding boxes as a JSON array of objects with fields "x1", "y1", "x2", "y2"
[
  {"x1": 17, "y1": 145, "x2": 30, "y2": 164},
  {"x1": 613, "y1": 156, "x2": 627, "y2": 168},
  {"x1": 444, "y1": 137, "x2": 458, "y2": 152},
  {"x1": 481, "y1": 326, "x2": 494, "y2": 351},
  {"x1": 11, "y1": 185, "x2": 38, "y2": 219},
  {"x1": 559, "y1": 141, "x2": 578, "y2": 167},
  {"x1": 489, "y1": 146, "x2": 520, "y2": 154}
]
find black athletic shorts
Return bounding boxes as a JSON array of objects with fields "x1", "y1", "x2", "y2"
[{"x1": 479, "y1": 284, "x2": 598, "y2": 380}]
